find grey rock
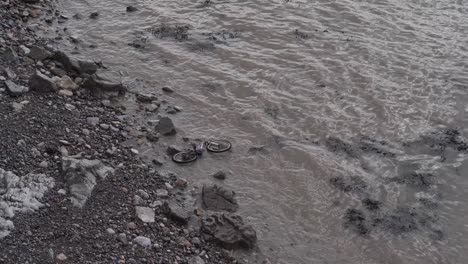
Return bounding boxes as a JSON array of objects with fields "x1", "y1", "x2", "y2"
[
  {"x1": 202, "y1": 184, "x2": 238, "y2": 212},
  {"x1": 4, "y1": 80, "x2": 28, "y2": 97},
  {"x1": 145, "y1": 104, "x2": 159, "y2": 112},
  {"x1": 83, "y1": 70, "x2": 126, "y2": 95},
  {"x1": 118, "y1": 233, "x2": 127, "y2": 243},
  {"x1": 53, "y1": 51, "x2": 97, "y2": 75},
  {"x1": 61, "y1": 157, "x2": 114, "y2": 208},
  {"x1": 133, "y1": 236, "x2": 151, "y2": 248},
  {"x1": 4, "y1": 68, "x2": 16, "y2": 79},
  {"x1": 155, "y1": 117, "x2": 176, "y2": 136},
  {"x1": 162, "y1": 86, "x2": 174, "y2": 93},
  {"x1": 86, "y1": 117, "x2": 100, "y2": 126},
  {"x1": 188, "y1": 256, "x2": 205, "y2": 264},
  {"x1": 212, "y1": 171, "x2": 226, "y2": 180},
  {"x1": 1, "y1": 47, "x2": 18, "y2": 63},
  {"x1": 28, "y1": 46, "x2": 50, "y2": 60},
  {"x1": 133, "y1": 195, "x2": 144, "y2": 205},
  {"x1": 106, "y1": 228, "x2": 116, "y2": 235},
  {"x1": 50, "y1": 67, "x2": 67, "y2": 77},
  {"x1": 146, "y1": 132, "x2": 159, "y2": 142},
  {"x1": 162, "y1": 199, "x2": 191, "y2": 224},
  {"x1": 138, "y1": 189, "x2": 150, "y2": 199},
  {"x1": 135, "y1": 206, "x2": 155, "y2": 223},
  {"x1": 29, "y1": 72, "x2": 57, "y2": 93},
  {"x1": 156, "y1": 189, "x2": 169, "y2": 198},
  {"x1": 201, "y1": 213, "x2": 257, "y2": 250},
  {"x1": 151, "y1": 158, "x2": 164, "y2": 166},
  {"x1": 136, "y1": 93, "x2": 157, "y2": 103}
]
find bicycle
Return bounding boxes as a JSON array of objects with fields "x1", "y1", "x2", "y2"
[{"x1": 172, "y1": 139, "x2": 232, "y2": 164}]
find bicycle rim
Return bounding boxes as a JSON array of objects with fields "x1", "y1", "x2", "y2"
[
  {"x1": 172, "y1": 152, "x2": 198, "y2": 163},
  {"x1": 206, "y1": 140, "x2": 232, "y2": 153}
]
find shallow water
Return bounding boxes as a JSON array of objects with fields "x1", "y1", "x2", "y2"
[{"x1": 55, "y1": 0, "x2": 468, "y2": 263}]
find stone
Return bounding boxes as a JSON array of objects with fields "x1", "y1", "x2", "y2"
[
  {"x1": 28, "y1": 46, "x2": 50, "y2": 60},
  {"x1": 146, "y1": 132, "x2": 159, "y2": 142},
  {"x1": 89, "y1": 12, "x2": 99, "y2": 19},
  {"x1": 201, "y1": 213, "x2": 257, "y2": 250},
  {"x1": 58, "y1": 90, "x2": 73, "y2": 97},
  {"x1": 53, "y1": 51, "x2": 97, "y2": 75},
  {"x1": 162, "y1": 199, "x2": 191, "y2": 224},
  {"x1": 4, "y1": 68, "x2": 16, "y2": 79},
  {"x1": 39, "y1": 161, "x2": 48, "y2": 168},
  {"x1": 126, "y1": 6, "x2": 138, "y2": 12},
  {"x1": 145, "y1": 104, "x2": 159, "y2": 112},
  {"x1": 136, "y1": 93, "x2": 157, "y2": 103},
  {"x1": 188, "y1": 256, "x2": 205, "y2": 264},
  {"x1": 135, "y1": 206, "x2": 155, "y2": 223},
  {"x1": 165, "y1": 106, "x2": 177, "y2": 114},
  {"x1": 162, "y1": 86, "x2": 174, "y2": 93},
  {"x1": 100, "y1": 124, "x2": 110, "y2": 130},
  {"x1": 83, "y1": 70, "x2": 126, "y2": 95},
  {"x1": 55, "y1": 75, "x2": 78, "y2": 90},
  {"x1": 175, "y1": 178, "x2": 188, "y2": 189},
  {"x1": 155, "y1": 117, "x2": 176, "y2": 136},
  {"x1": 106, "y1": 228, "x2": 116, "y2": 235},
  {"x1": 86, "y1": 117, "x2": 100, "y2": 126},
  {"x1": 156, "y1": 189, "x2": 169, "y2": 198},
  {"x1": 166, "y1": 145, "x2": 180, "y2": 156},
  {"x1": 61, "y1": 157, "x2": 114, "y2": 208},
  {"x1": 201, "y1": 185, "x2": 238, "y2": 212},
  {"x1": 138, "y1": 189, "x2": 150, "y2": 199},
  {"x1": 65, "y1": 103, "x2": 76, "y2": 111},
  {"x1": 133, "y1": 236, "x2": 151, "y2": 248},
  {"x1": 56, "y1": 253, "x2": 67, "y2": 261},
  {"x1": 118, "y1": 233, "x2": 127, "y2": 243},
  {"x1": 1, "y1": 47, "x2": 18, "y2": 63},
  {"x1": 151, "y1": 158, "x2": 164, "y2": 166},
  {"x1": 134, "y1": 195, "x2": 144, "y2": 205},
  {"x1": 29, "y1": 72, "x2": 57, "y2": 92},
  {"x1": 4, "y1": 80, "x2": 28, "y2": 97},
  {"x1": 212, "y1": 171, "x2": 226, "y2": 180},
  {"x1": 58, "y1": 189, "x2": 67, "y2": 195},
  {"x1": 127, "y1": 222, "x2": 137, "y2": 229}
]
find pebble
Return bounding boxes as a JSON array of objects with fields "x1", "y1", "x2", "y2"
[
  {"x1": 212, "y1": 171, "x2": 227, "y2": 180},
  {"x1": 156, "y1": 189, "x2": 169, "y2": 198},
  {"x1": 133, "y1": 195, "x2": 144, "y2": 205},
  {"x1": 162, "y1": 86, "x2": 174, "y2": 93},
  {"x1": 56, "y1": 253, "x2": 67, "y2": 261},
  {"x1": 175, "y1": 178, "x2": 188, "y2": 189},
  {"x1": 39, "y1": 161, "x2": 48, "y2": 168},
  {"x1": 106, "y1": 228, "x2": 116, "y2": 235},
  {"x1": 131, "y1": 148, "x2": 139, "y2": 155},
  {"x1": 58, "y1": 89, "x2": 73, "y2": 97},
  {"x1": 133, "y1": 236, "x2": 151, "y2": 248},
  {"x1": 86, "y1": 117, "x2": 100, "y2": 126},
  {"x1": 118, "y1": 233, "x2": 127, "y2": 244},
  {"x1": 101, "y1": 99, "x2": 111, "y2": 107},
  {"x1": 100, "y1": 124, "x2": 110, "y2": 130},
  {"x1": 57, "y1": 189, "x2": 67, "y2": 195},
  {"x1": 127, "y1": 222, "x2": 137, "y2": 229},
  {"x1": 82, "y1": 129, "x2": 90, "y2": 136},
  {"x1": 165, "y1": 183, "x2": 174, "y2": 190},
  {"x1": 138, "y1": 189, "x2": 150, "y2": 199},
  {"x1": 65, "y1": 103, "x2": 76, "y2": 111}
]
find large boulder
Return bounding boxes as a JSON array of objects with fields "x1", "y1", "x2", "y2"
[
  {"x1": 29, "y1": 72, "x2": 57, "y2": 92},
  {"x1": 201, "y1": 184, "x2": 238, "y2": 212},
  {"x1": 201, "y1": 213, "x2": 257, "y2": 250},
  {"x1": 83, "y1": 70, "x2": 127, "y2": 96},
  {"x1": 155, "y1": 117, "x2": 176, "y2": 136},
  {"x1": 162, "y1": 199, "x2": 192, "y2": 224},
  {"x1": 53, "y1": 51, "x2": 97, "y2": 76},
  {"x1": 61, "y1": 157, "x2": 114, "y2": 208}
]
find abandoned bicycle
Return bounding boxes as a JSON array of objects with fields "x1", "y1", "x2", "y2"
[{"x1": 172, "y1": 139, "x2": 232, "y2": 164}]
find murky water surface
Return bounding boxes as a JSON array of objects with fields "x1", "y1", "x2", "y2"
[{"x1": 56, "y1": 0, "x2": 468, "y2": 263}]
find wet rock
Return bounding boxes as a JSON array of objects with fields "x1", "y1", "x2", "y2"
[
  {"x1": 4, "y1": 80, "x2": 28, "y2": 97},
  {"x1": 83, "y1": 70, "x2": 127, "y2": 95},
  {"x1": 29, "y1": 72, "x2": 57, "y2": 93},
  {"x1": 61, "y1": 157, "x2": 114, "y2": 208},
  {"x1": 201, "y1": 213, "x2": 257, "y2": 249},
  {"x1": 136, "y1": 93, "x2": 157, "y2": 103},
  {"x1": 201, "y1": 185, "x2": 238, "y2": 212},
  {"x1": 162, "y1": 86, "x2": 174, "y2": 93},
  {"x1": 175, "y1": 178, "x2": 188, "y2": 189},
  {"x1": 151, "y1": 157, "x2": 164, "y2": 166},
  {"x1": 54, "y1": 75, "x2": 78, "y2": 90},
  {"x1": 162, "y1": 199, "x2": 191, "y2": 224},
  {"x1": 146, "y1": 132, "x2": 159, "y2": 142},
  {"x1": 151, "y1": 24, "x2": 191, "y2": 41},
  {"x1": 155, "y1": 117, "x2": 176, "y2": 136},
  {"x1": 133, "y1": 236, "x2": 151, "y2": 248},
  {"x1": 329, "y1": 176, "x2": 367, "y2": 193},
  {"x1": 28, "y1": 46, "x2": 50, "y2": 60},
  {"x1": 166, "y1": 145, "x2": 181, "y2": 156},
  {"x1": 188, "y1": 256, "x2": 205, "y2": 264},
  {"x1": 126, "y1": 6, "x2": 138, "y2": 12},
  {"x1": 343, "y1": 209, "x2": 369, "y2": 235},
  {"x1": 53, "y1": 51, "x2": 97, "y2": 76},
  {"x1": 212, "y1": 171, "x2": 226, "y2": 180},
  {"x1": 89, "y1": 12, "x2": 99, "y2": 19},
  {"x1": 135, "y1": 206, "x2": 155, "y2": 223},
  {"x1": 146, "y1": 104, "x2": 159, "y2": 112}
]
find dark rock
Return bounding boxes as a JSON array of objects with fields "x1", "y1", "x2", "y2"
[
  {"x1": 166, "y1": 145, "x2": 181, "y2": 156},
  {"x1": 155, "y1": 117, "x2": 176, "y2": 136},
  {"x1": 4, "y1": 80, "x2": 28, "y2": 97},
  {"x1": 51, "y1": 67, "x2": 67, "y2": 77},
  {"x1": 1, "y1": 47, "x2": 18, "y2": 63},
  {"x1": 136, "y1": 93, "x2": 157, "y2": 103},
  {"x1": 212, "y1": 171, "x2": 226, "y2": 180},
  {"x1": 162, "y1": 86, "x2": 173, "y2": 93},
  {"x1": 29, "y1": 72, "x2": 57, "y2": 93},
  {"x1": 28, "y1": 46, "x2": 50, "y2": 60},
  {"x1": 146, "y1": 132, "x2": 159, "y2": 142},
  {"x1": 53, "y1": 51, "x2": 97, "y2": 76},
  {"x1": 201, "y1": 184, "x2": 238, "y2": 212},
  {"x1": 89, "y1": 12, "x2": 99, "y2": 19},
  {"x1": 201, "y1": 213, "x2": 257, "y2": 249},
  {"x1": 126, "y1": 6, "x2": 138, "y2": 12},
  {"x1": 83, "y1": 70, "x2": 127, "y2": 95},
  {"x1": 162, "y1": 199, "x2": 191, "y2": 224},
  {"x1": 151, "y1": 158, "x2": 164, "y2": 166}
]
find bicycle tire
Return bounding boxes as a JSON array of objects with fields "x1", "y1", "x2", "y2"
[
  {"x1": 172, "y1": 152, "x2": 198, "y2": 163},
  {"x1": 206, "y1": 140, "x2": 232, "y2": 153}
]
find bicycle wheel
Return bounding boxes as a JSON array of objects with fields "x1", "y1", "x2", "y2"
[
  {"x1": 206, "y1": 140, "x2": 232, "y2": 153},
  {"x1": 172, "y1": 151, "x2": 198, "y2": 163}
]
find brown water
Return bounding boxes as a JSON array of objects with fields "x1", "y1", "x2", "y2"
[{"x1": 54, "y1": 0, "x2": 468, "y2": 263}]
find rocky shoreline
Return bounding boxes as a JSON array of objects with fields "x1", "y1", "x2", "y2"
[{"x1": 0, "y1": 1, "x2": 259, "y2": 263}]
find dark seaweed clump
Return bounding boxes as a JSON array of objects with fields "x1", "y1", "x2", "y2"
[
  {"x1": 362, "y1": 198, "x2": 381, "y2": 211},
  {"x1": 344, "y1": 209, "x2": 369, "y2": 235},
  {"x1": 359, "y1": 136, "x2": 396, "y2": 157},
  {"x1": 389, "y1": 171, "x2": 435, "y2": 189},
  {"x1": 151, "y1": 24, "x2": 191, "y2": 41},
  {"x1": 293, "y1": 29, "x2": 310, "y2": 39}
]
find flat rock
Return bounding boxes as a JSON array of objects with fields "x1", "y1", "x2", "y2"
[
  {"x1": 1, "y1": 47, "x2": 18, "y2": 63},
  {"x1": 61, "y1": 157, "x2": 114, "y2": 208},
  {"x1": 28, "y1": 46, "x2": 50, "y2": 60},
  {"x1": 135, "y1": 206, "x2": 155, "y2": 223},
  {"x1": 136, "y1": 93, "x2": 157, "y2": 103},
  {"x1": 201, "y1": 184, "x2": 238, "y2": 212},
  {"x1": 4, "y1": 80, "x2": 28, "y2": 97},
  {"x1": 29, "y1": 72, "x2": 57, "y2": 93},
  {"x1": 83, "y1": 70, "x2": 127, "y2": 95},
  {"x1": 212, "y1": 171, "x2": 226, "y2": 180},
  {"x1": 155, "y1": 117, "x2": 176, "y2": 136},
  {"x1": 201, "y1": 213, "x2": 257, "y2": 250},
  {"x1": 162, "y1": 199, "x2": 191, "y2": 224},
  {"x1": 53, "y1": 51, "x2": 97, "y2": 75}
]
